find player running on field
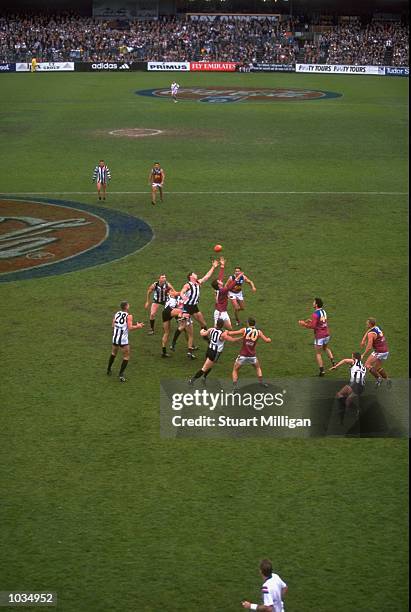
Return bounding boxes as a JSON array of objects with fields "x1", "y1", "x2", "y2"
[
  {"x1": 329, "y1": 352, "x2": 367, "y2": 424},
  {"x1": 171, "y1": 81, "x2": 180, "y2": 102},
  {"x1": 107, "y1": 301, "x2": 144, "y2": 382},
  {"x1": 228, "y1": 317, "x2": 271, "y2": 387},
  {"x1": 211, "y1": 257, "x2": 244, "y2": 329},
  {"x1": 228, "y1": 266, "x2": 256, "y2": 326},
  {"x1": 242, "y1": 558, "x2": 288, "y2": 612},
  {"x1": 145, "y1": 274, "x2": 175, "y2": 335},
  {"x1": 298, "y1": 297, "x2": 335, "y2": 376},
  {"x1": 149, "y1": 162, "x2": 165, "y2": 206},
  {"x1": 92, "y1": 160, "x2": 111, "y2": 201},
  {"x1": 360, "y1": 318, "x2": 391, "y2": 387},
  {"x1": 188, "y1": 318, "x2": 241, "y2": 385}
]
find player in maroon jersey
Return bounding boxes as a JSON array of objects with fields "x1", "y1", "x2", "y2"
[
  {"x1": 227, "y1": 317, "x2": 271, "y2": 386},
  {"x1": 211, "y1": 257, "x2": 243, "y2": 330},
  {"x1": 149, "y1": 162, "x2": 165, "y2": 206},
  {"x1": 298, "y1": 297, "x2": 335, "y2": 376},
  {"x1": 360, "y1": 318, "x2": 391, "y2": 387},
  {"x1": 228, "y1": 266, "x2": 257, "y2": 326}
]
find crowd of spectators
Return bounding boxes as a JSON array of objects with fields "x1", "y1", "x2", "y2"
[
  {"x1": 0, "y1": 13, "x2": 408, "y2": 66},
  {"x1": 316, "y1": 19, "x2": 409, "y2": 66}
]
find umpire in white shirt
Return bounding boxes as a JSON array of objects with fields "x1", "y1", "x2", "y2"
[{"x1": 242, "y1": 558, "x2": 288, "y2": 612}]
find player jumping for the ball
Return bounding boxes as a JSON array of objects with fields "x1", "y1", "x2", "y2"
[
  {"x1": 211, "y1": 257, "x2": 244, "y2": 330},
  {"x1": 149, "y1": 162, "x2": 165, "y2": 206}
]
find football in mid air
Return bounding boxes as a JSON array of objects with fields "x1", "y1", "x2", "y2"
[{"x1": 214, "y1": 244, "x2": 223, "y2": 252}]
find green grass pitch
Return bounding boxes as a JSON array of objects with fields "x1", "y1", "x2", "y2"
[{"x1": 0, "y1": 72, "x2": 408, "y2": 611}]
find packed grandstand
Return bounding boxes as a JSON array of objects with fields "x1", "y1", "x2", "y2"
[{"x1": 0, "y1": 13, "x2": 409, "y2": 66}]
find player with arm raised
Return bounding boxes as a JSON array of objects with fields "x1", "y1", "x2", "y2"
[
  {"x1": 211, "y1": 257, "x2": 244, "y2": 329},
  {"x1": 107, "y1": 301, "x2": 144, "y2": 382},
  {"x1": 188, "y1": 318, "x2": 241, "y2": 385},
  {"x1": 228, "y1": 317, "x2": 271, "y2": 387},
  {"x1": 170, "y1": 260, "x2": 219, "y2": 351},
  {"x1": 298, "y1": 297, "x2": 335, "y2": 376},
  {"x1": 144, "y1": 274, "x2": 175, "y2": 335},
  {"x1": 228, "y1": 266, "x2": 256, "y2": 326},
  {"x1": 149, "y1": 162, "x2": 165, "y2": 206},
  {"x1": 329, "y1": 352, "x2": 367, "y2": 423},
  {"x1": 242, "y1": 558, "x2": 288, "y2": 612},
  {"x1": 360, "y1": 318, "x2": 391, "y2": 387}
]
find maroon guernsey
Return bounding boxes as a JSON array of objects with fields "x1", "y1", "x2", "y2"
[
  {"x1": 369, "y1": 326, "x2": 389, "y2": 353},
  {"x1": 215, "y1": 267, "x2": 236, "y2": 313},
  {"x1": 307, "y1": 308, "x2": 330, "y2": 340},
  {"x1": 240, "y1": 326, "x2": 260, "y2": 357}
]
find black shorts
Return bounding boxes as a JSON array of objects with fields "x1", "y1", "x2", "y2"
[
  {"x1": 162, "y1": 307, "x2": 173, "y2": 322},
  {"x1": 112, "y1": 342, "x2": 128, "y2": 348},
  {"x1": 153, "y1": 300, "x2": 166, "y2": 307},
  {"x1": 184, "y1": 304, "x2": 199, "y2": 315},
  {"x1": 350, "y1": 383, "x2": 365, "y2": 396},
  {"x1": 206, "y1": 348, "x2": 221, "y2": 363}
]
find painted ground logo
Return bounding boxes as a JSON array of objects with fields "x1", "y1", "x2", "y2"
[
  {"x1": 137, "y1": 87, "x2": 342, "y2": 103},
  {"x1": 0, "y1": 198, "x2": 153, "y2": 283}
]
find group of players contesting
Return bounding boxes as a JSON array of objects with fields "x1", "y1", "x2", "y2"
[{"x1": 94, "y1": 82, "x2": 391, "y2": 425}]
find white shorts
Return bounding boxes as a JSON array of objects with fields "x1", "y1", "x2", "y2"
[
  {"x1": 214, "y1": 310, "x2": 231, "y2": 324},
  {"x1": 372, "y1": 351, "x2": 389, "y2": 361},
  {"x1": 236, "y1": 355, "x2": 257, "y2": 366},
  {"x1": 152, "y1": 183, "x2": 162, "y2": 189},
  {"x1": 228, "y1": 291, "x2": 243, "y2": 301},
  {"x1": 314, "y1": 336, "x2": 330, "y2": 346}
]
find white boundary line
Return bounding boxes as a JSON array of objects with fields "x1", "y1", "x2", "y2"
[{"x1": 0, "y1": 191, "x2": 408, "y2": 196}]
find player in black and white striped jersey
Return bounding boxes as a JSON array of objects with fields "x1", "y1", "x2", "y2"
[
  {"x1": 92, "y1": 160, "x2": 111, "y2": 201},
  {"x1": 329, "y1": 352, "x2": 367, "y2": 423},
  {"x1": 170, "y1": 260, "x2": 219, "y2": 351},
  {"x1": 145, "y1": 274, "x2": 176, "y2": 335},
  {"x1": 188, "y1": 318, "x2": 241, "y2": 384},
  {"x1": 107, "y1": 301, "x2": 144, "y2": 382}
]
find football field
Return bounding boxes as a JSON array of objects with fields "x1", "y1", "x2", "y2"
[{"x1": 0, "y1": 71, "x2": 408, "y2": 611}]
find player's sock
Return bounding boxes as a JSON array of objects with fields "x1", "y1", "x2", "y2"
[
  {"x1": 319, "y1": 366, "x2": 325, "y2": 377},
  {"x1": 107, "y1": 354, "x2": 115, "y2": 373},
  {"x1": 150, "y1": 319, "x2": 155, "y2": 331},
  {"x1": 192, "y1": 369, "x2": 204, "y2": 381},
  {"x1": 172, "y1": 329, "x2": 181, "y2": 346},
  {"x1": 119, "y1": 359, "x2": 128, "y2": 376},
  {"x1": 337, "y1": 397, "x2": 346, "y2": 424},
  {"x1": 203, "y1": 369, "x2": 211, "y2": 379},
  {"x1": 369, "y1": 367, "x2": 380, "y2": 379},
  {"x1": 377, "y1": 368, "x2": 387, "y2": 379}
]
